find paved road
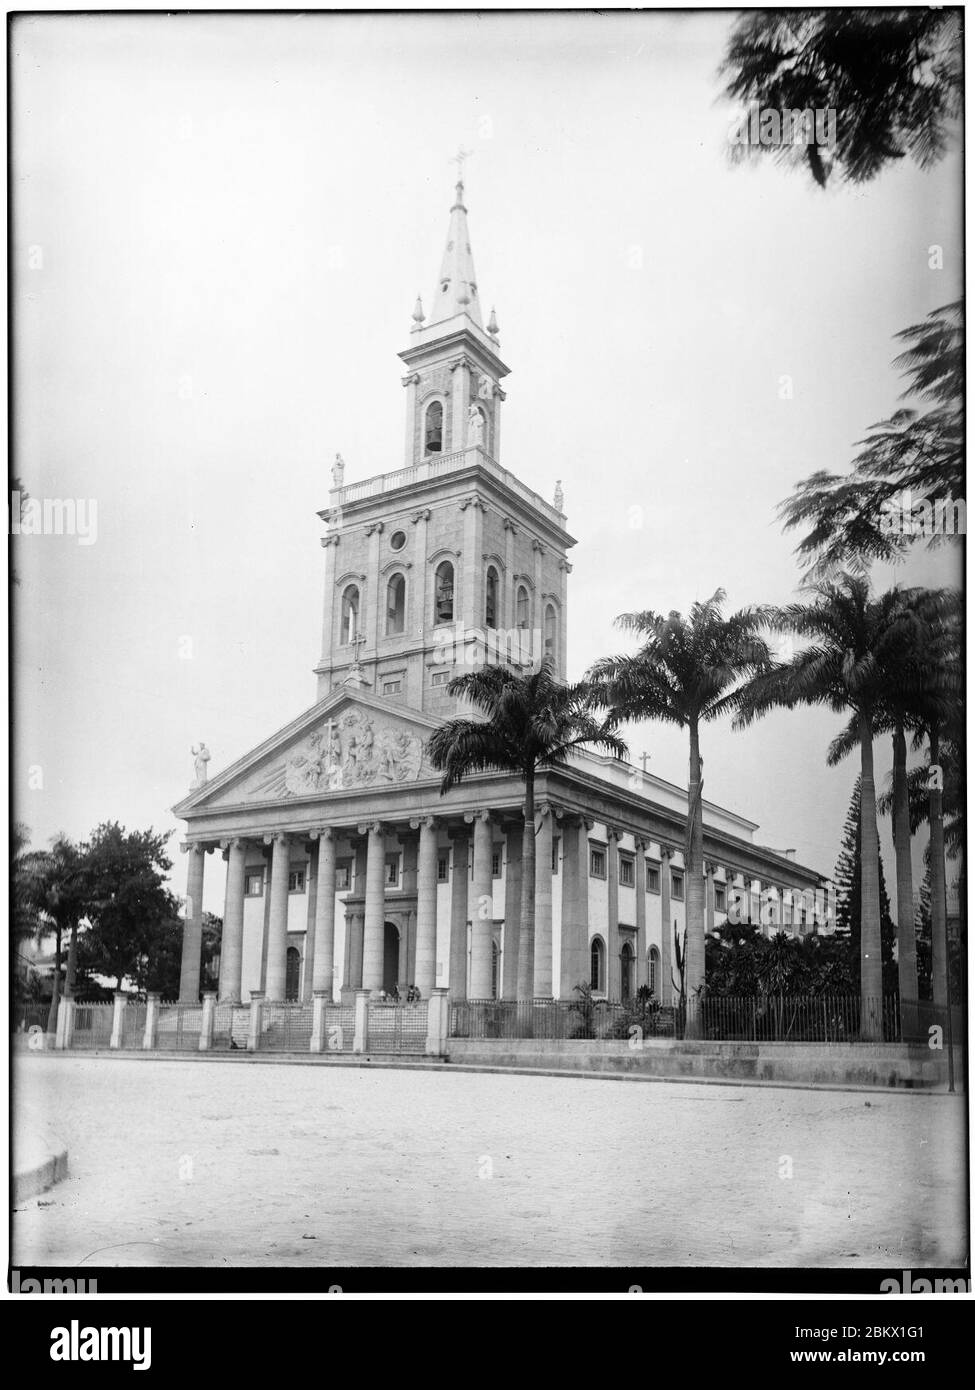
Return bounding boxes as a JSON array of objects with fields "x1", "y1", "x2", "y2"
[{"x1": 12, "y1": 1055, "x2": 967, "y2": 1269}]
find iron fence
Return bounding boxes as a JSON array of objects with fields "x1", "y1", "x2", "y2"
[
  {"x1": 261, "y1": 1003, "x2": 315, "y2": 1052},
  {"x1": 12, "y1": 1002, "x2": 54, "y2": 1033},
  {"x1": 69, "y1": 1002, "x2": 114, "y2": 1048},
  {"x1": 323, "y1": 1004, "x2": 356, "y2": 1053},
  {"x1": 366, "y1": 1001, "x2": 428, "y2": 1053},
  {"x1": 450, "y1": 994, "x2": 964, "y2": 1044},
  {"x1": 155, "y1": 1003, "x2": 203, "y2": 1051},
  {"x1": 119, "y1": 1003, "x2": 148, "y2": 1049},
  {"x1": 212, "y1": 1003, "x2": 250, "y2": 1050}
]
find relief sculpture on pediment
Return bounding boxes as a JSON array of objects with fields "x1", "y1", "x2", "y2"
[{"x1": 251, "y1": 708, "x2": 430, "y2": 800}]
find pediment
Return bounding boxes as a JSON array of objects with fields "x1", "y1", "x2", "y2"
[{"x1": 173, "y1": 691, "x2": 443, "y2": 814}]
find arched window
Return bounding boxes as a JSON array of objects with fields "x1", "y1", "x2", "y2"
[
  {"x1": 590, "y1": 937, "x2": 605, "y2": 993},
  {"x1": 620, "y1": 941, "x2": 634, "y2": 1001},
  {"x1": 341, "y1": 585, "x2": 360, "y2": 645},
  {"x1": 648, "y1": 946, "x2": 661, "y2": 998},
  {"x1": 285, "y1": 947, "x2": 301, "y2": 1002},
  {"x1": 424, "y1": 400, "x2": 443, "y2": 454},
  {"x1": 485, "y1": 566, "x2": 499, "y2": 629},
  {"x1": 516, "y1": 585, "x2": 529, "y2": 628},
  {"x1": 544, "y1": 603, "x2": 557, "y2": 663},
  {"x1": 386, "y1": 573, "x2": 406, "y2": 635},
  {"x1": 435, "y1": 561, "x2": 454, "y2": 624}
]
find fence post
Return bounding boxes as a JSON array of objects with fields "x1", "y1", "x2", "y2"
[
  {"x1": 199, "y1": 991, "x2": 216, "y2": 1052},
  {"x1": 426, "y1": 987, "x2": 449, "y2": 1056},
  {"x1": 110, "y1": 991, "x2": 127, "y2": 1050},
  {"x1": 247, "y1": 990, "x2": 265, "y2": 1052},
  {"x1": 143, "y1": 993, "x2": 160, "y2": 1051},
  {"x1": 352, "y1": 988, "x2": 370, "y2": 1054},
  {"x1": 310, "y1": 989, "x2": 330, "y2": 1054},
  {"x1": 55, "y1": 997, "x2": 75, "y2": 1051}
]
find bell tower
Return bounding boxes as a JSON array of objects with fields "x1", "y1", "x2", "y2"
[
  {"x1": 315, "y1": 173, "x2": 575, "y2": 716},
  {"x1": 399, "y1": 170, "x2": 509, "y2": 467}
]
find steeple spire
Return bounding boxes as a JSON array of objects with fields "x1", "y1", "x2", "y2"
[{"x1": 429, "y1": 157, "x2": 482, "y2": 329}]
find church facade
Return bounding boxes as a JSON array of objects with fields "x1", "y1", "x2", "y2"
[{"x1": 173, "y1": 177, "x2": 828, "y2": 1010}]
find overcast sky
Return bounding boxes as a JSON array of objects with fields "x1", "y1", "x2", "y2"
[{"x1": 12, "y1": 11, "x2": 962, "y2": 913}]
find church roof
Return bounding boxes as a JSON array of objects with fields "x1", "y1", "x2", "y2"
[{"x1": 427, "y1": 178, "x2": 483, "y2": 329}]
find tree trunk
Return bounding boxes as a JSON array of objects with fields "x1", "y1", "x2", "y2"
[
  {"x1": 683, "y1": 719, "x2": 706, "y2": 1039},
  {"x1": 928, "y1": 725, "x2": 950, "y2": 1009},
  {"x1": 516, "y1": 770, "x2": 536, "y2": 1003},
  {"x1": 891, "y1": 723, "x2": 918, "y2": 1037},
  {"x1": 65, "y1": 921, "x2": 79, "y2": 998},
  {"x1": 859, "y1": 715, "x2": 883, "y2": 1040},
  {"x1": 46, "y1": 928, "x2": 63, "y2": 1035}
]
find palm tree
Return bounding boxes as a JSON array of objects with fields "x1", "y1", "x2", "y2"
[
  {"x1": 427, "y1": 660, "x2": 627, "y2": 1002},
  {"x1": 586, "y1": 590, "x2": 772, "y2": 1036},
  {"x1": 736, "y1": 575, "x2": 923, "y2": 1040},
  {"x1": 18, "y1": 833, "x2": 89, "y2": 1033}
]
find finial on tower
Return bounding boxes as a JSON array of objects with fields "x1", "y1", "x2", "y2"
[
  {"x1": 487, "y1": 306, "x2": 499, "y2": 339},
  {"x1": 412, "y1": 294, "x2": 425, "y2": 330},
  {"x1": 554, "y1": 479, "x2": 564, "y2": 512},
  {"x1": 450, "y1": 147, "x2": 473, "y2": 207}
]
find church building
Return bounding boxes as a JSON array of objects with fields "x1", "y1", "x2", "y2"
[{"x1": 173, "y1": 176, "x2": 828, "y2": 1010}]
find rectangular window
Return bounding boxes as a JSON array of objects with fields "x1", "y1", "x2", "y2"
[
  {"x1": 437, "y1": 855, "x2": 450, "y2": 883},
  {"x1": 671, "y1": 871, "x2": 685, "y2": 901},
  {"x1": 491, "y1": 850, "x2": 502, "y2": 878},
  {"x1": 552, "y1": 837, "x2": 560, "y2": 874},
  {"x1": 385, "y1": 854, "x2": 400, "y2": 888},
  {"x1": 590, "y1": 847, "x2": 606, "y2": 879},
  {"x1": 431, "y1": 670, "x2": 451, "y2": 687},
  {"x1": 618, "y1": 855, "x2": 635, "y2": 888},
  {"x1": 244, "y1": 871, "x2": 264, "y2": 897},
  {"x1": 646, "y1": 863, "x2": 660, "y2": 894},
  {"x1": 335, "y1": 861, "x2": 352, "y2": 891},
  {"x1": 382, "y1": 679, "x2": 402, "y2": 695},
  {"x1": 288, "y1": 870, "x2": 306, "y2": 893},
  {"x1": 715, "y1": 884, "x2": 726, "y2": 912}
]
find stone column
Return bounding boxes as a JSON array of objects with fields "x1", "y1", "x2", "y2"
[
  {"x1": 318, "y1": 532, "x2": 340, "y2": 690},
  {"x1": 426, "y1": 986, "x2": 450, "y2": 1056},
  {"x1": 559, "y1": 817, "x2": 591, "y2": 999},
  {"x1": 635, "y1": 838, "x2": 648, "y2": 991},
  {"x1": 352, "y1": 988, "x2": 370, "y2": 1054},
  {"x1": 264, "y1": 833, "x2": 291, "y2": 1002},
  {"x1": 310, "y1": 989, "x2": 330, "y2": 1053},
  {"x1": 401, "y1": 834, "x2": 419, "y2": 991},
  {"x1": 413, "y1": 816, "x2": 438, "y2": 997},
  {"x1": 199, "y1": 991, "x2": 216, "y2": 1051},
  {"x1": 403, "y1": 371, "x2": 419, "y2": 466},
  {"x1": 311, "y1": 828, "x2": 337, "y2": 999},
  {"x1": 302, "y1": 840, "x2": 318, "y2": 1002},
  {"x1": 660, "y1": 845, "x2": 674, "y2": 1006},
  {"x1": 143, "y1": 993, "x2": 160, "y2": 1051},
  {"x1": 360, "y1": 822, "x2": 386, "y2": 993},
  {"x1": 411, "y1": 509, "x2": 431, "y2": 686},
  {"x1": 502, "y1": 519, "x2": 517, "y2": 634},
  {"x1": 219, "y1": 838, "x2": 247, "y2": 1004},
  {"x1": 706, "y1": 860, "x2": 716, "y2": 937},
  {"x1": 502, "y1": 822, "x2": 523, "y2": 999},
  {"x1": 460, "y1": 497, "x2": 486, "y2": 635},
  {"x1": 109, "y1": 991, "x2": 126, "y2": 1050},
  {"x1": 448, "y1": 828, "x2": 470, "y2": 1000},
  {"x1": 449, "y1": 357, "x2": 468, "y2": 451},
  {"x1": 533, "y1": 804, "x2": 555, "y2": 999},
  {"x1": 468, "y1": 811, "x2": 495, "y2": 1000},
  {"x1": 55, "y1": 997, "x2": 75, "y2": 1050},
  {"x1": 364, "y1": 522, "x2": 384, "y2": 653},
  {"x1": 247, "y1": 990, "x2": 264, "y2": 1051},
  {"x1": 606, "y1": 827, "x2": 620, "y2": 1002},
  {"x1": 178, "y1": 843, "x2": 207, "y2": 1003}
]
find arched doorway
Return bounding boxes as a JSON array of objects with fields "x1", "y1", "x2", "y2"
[
  {"x1": 383, "y1": 921, "x2": 400, "y2": 996},
  {"x1": 620, "y1": 941, "x2": 634, "y2": 1001},
  {"x1": 285, "y1": 947, "x2": 301, "y2": 1001}
]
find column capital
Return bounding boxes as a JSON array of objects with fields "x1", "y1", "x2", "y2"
[
  {"x1": 463, "y1": 809, "x2": 492, "y2": 826},
  {"x1": 308, "y1": 826, "x2": 335, "y2": 842},
  {"x1": 410, "y1": 814, "x2": 438, "y2": 831},
  {"x1": 364, "y1": 521, "x2": 385, "y2": 537},
  {"x1": 180, "y1": 841, "x2": 212, "y2": 855},
  {"x1": 659, "y1": 843, "x2": 677, "y2": 861},
  {"x1": 263, "y1": 831, "x2": 290, "y2": 847},
  {"x1": 411, "y1": 508, "x2": 431, "y2": 524},
  {"x1": 606, "y1": 824, "x2": 623, "y2": 842},
  {"x1": 633, "y1": 835, "x2": 649, "y2": 852},
  {"x1": 503, "y1": 518, "x2": 518, "y2": 533},
  {"x1": 357, "y1": 820, "x2": 385, "y2": 837},
  {"x1": 705, "y1": 860, "x2": 717, "y2": 876},
  {"x1": 219, "y1": 835, "x2": 247, "y2": 854},
  {"x1": 320, "y1": 533, "x2": 341, "y2": 548}
]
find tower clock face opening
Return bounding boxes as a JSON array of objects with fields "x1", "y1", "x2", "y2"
[{"x1": 390, "y1": 530, "x2": 406, "y2": 552}]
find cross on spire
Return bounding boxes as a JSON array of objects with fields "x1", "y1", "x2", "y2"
[{"x1": 450, "y1": 146, "x2": 473, "y2": 185}]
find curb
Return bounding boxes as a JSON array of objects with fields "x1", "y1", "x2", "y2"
[{"x1": 13, "y1": 1136, "x2": 70, "y2": 1204}]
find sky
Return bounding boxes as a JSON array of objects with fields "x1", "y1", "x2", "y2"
[{"x1": 11, "y1": 10, "x2": 963, "y2": 915}]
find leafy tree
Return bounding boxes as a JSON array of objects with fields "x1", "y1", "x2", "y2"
[
  {"x1": 15, "y1": 832, "x2": 89, "y2": 1032},
  {"x1": 587, "y1": 591, "x2": 772, "y2": 1035},
  {"x1": 131, "y1": 910, "x2": 222, "y2": 1000},
  {"x1": 736, "y1": 575, "x2": 921, "y2": 1038},
  {"x1": 779, "y1": 303, "x2": 962, "y2": 579},
  {"x1": 82, "y1": 823, "x2": 175, "y2": 991},
  {"x1": 722, "y1": 9, "x2": 962, "y2": 188},
  {"x1": 427, "y1": 660, "x2": 626, "y2": 1002}
]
